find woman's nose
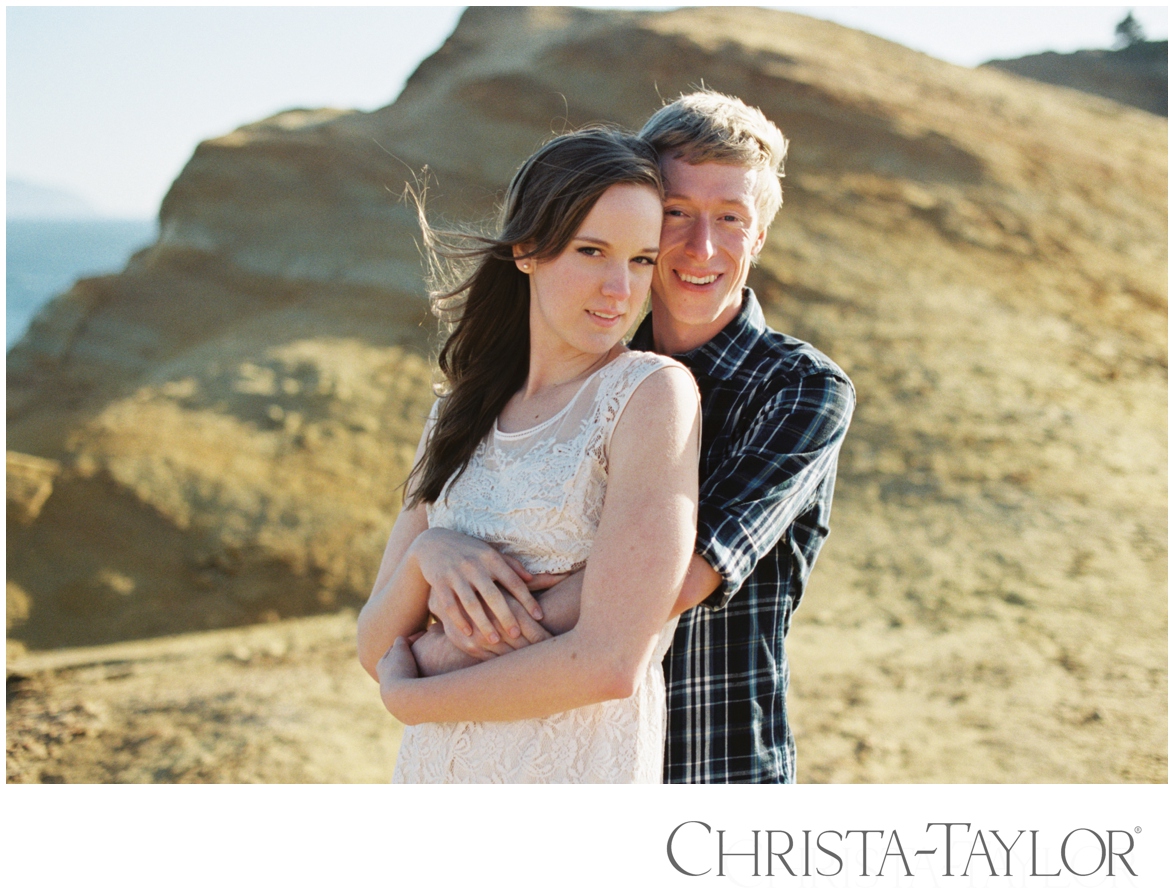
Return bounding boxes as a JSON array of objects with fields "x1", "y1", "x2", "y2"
[{"x1": 601, "y1": 263, "x2": 633, "y2": 300}]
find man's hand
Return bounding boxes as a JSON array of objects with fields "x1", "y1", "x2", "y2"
[{"x1": 411, "y1": 528, "x2": 546, "y2": 644}]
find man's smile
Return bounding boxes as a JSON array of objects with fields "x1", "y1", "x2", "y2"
[{"x1": 676, "y1": 271, "x2": 720, "y2": 286}]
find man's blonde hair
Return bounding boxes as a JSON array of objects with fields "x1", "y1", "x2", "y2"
[{"x1": 639, "y1": 90, "x2": 788, "y2": 227}]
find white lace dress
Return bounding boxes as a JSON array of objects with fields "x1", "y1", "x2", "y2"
[{"x1": 392, "y1": 350, "x2": 688, "y2": 784}]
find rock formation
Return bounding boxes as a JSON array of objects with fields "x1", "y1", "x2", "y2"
[
  {"x1": 984, "y1": 40, "x2": 1168, "y2": 117},
  {"x1": 7, "y1": 7, "x2": 1166, "y2": 780}
]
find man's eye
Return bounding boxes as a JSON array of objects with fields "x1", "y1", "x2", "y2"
[{"x1": 665, "y1": 209, "x2": 687, "y2": 218}]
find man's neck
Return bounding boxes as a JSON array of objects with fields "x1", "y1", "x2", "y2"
[{"x1": 650, "y1": 292, "x2": 744, "y2": 355}]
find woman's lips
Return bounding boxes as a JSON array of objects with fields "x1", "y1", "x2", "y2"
[{"x1": 586, "y1": 309, "x2": 623, "y2": 324}]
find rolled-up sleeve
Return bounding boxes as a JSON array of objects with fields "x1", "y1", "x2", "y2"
[{"x1": 696, "y1": 371, "x2": 855, "y2": 608}]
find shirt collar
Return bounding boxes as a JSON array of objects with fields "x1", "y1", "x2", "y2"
[{"x1": 632, "y1": 288, "x2": 765, "y2": 376}]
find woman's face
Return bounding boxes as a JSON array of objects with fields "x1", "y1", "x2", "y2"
[{"x1": 520, "y1": 183, "x2": 663, "y2": 361}]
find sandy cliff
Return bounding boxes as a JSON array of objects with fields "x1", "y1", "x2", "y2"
[{"x1": 7, "y1": 7, "x2": 1166, "y2": 782}]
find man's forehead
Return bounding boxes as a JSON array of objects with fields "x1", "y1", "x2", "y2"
[{"x1": 661, "y1": 158, "x2": 760, "y2": 205}]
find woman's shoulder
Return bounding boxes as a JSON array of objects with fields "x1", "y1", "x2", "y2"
[
  {"x1": 621, "y1": 349, "x2": 697, "y2": 392},
  {"x1": 597, "y1": 349, "x2": 699, "y2": 429},
  {"x1": 605, "y1": 347, "x2": 692, "y2": 384},
  {"x1": 602, "y1": 351, "x2": 700, "y2": 465}
]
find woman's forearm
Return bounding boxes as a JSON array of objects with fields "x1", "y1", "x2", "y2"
[
  {"x1": 381, "y1": 622, "x2": 658, "y2": 724},
  {"x1": 358, "y1": 422, "x2": 437, "y2": 680},
  {"x1": 357, "y1": 518, "x2": 432, "y2": 679}
]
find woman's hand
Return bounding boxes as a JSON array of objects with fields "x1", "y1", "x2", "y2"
[
  {"x1": 440, "y1": 593, "x2": 554, "y2": 660},
  {"x1": 412, "y1": 528, "x2": 549, "y2": 644}
]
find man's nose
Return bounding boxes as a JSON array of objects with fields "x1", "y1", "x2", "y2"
[{"x1": 684, "y1": 219, "x2": 715, "y2": 260}]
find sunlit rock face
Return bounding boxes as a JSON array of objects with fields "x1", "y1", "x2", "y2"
[{"x1": 7, "y1": 5, "x2": 1166, "y2": 783}]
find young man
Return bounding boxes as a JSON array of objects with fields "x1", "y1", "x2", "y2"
[
  {"x1": 630, "y1": 91, "x2": 855, "y2": 783},
  {"x1": 403, "y1": 92, "x2": 854, "y2": 783}
]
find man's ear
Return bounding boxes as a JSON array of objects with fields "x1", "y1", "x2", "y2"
[
  {"x1": 750, "y1": 227, "x2": 768, "y2": 261},
  {"x1": 513, "y1": 243, "x2": 535, "y2": 274}
]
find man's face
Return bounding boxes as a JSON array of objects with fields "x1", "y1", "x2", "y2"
[{"x1": 651, "y1": 157, "x2": 768, "y2": 347}]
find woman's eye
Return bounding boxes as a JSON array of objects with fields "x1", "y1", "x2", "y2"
[
  {"x1": 577, "y1": 246, "x2": 601, "y2": 256},
  {"x1": 633, "y1": 255, "x2": 657, "y2": 266}
]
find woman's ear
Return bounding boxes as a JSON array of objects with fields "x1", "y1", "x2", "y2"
[{"x1": 513, "y1": 244, "x2": 535, "y2": 274}]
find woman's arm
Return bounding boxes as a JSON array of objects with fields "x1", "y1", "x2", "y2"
[
  {"x1": 356, "y1": 419, "x2": 436, "y2": 680},
  {"x1": 357, "y1": 504, "x2": 431, "y2": 680},
  {"x1": 377, "y1": 365, "x2": 701, "y2": 724}
]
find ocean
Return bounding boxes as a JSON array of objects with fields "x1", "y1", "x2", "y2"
[{"x1": 5, "y1": 218, "x2": 157, "y2": 350}]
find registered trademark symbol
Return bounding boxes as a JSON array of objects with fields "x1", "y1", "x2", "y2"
[{"x1": 1134, "y1": 827, "x2": 1141, "y2": 834}]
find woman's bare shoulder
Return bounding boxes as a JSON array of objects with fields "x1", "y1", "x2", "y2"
[{"x1": 612, "y1": 358, "x2": 701, "y2": 452}]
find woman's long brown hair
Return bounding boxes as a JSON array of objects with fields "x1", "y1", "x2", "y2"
[{"x1": 406, "y1": 127, "x2": 663, "y2": 508}]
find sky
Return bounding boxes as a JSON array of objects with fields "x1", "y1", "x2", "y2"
[{"x1": 6, "y1": 4, "x2": 1168, "y2": 218}]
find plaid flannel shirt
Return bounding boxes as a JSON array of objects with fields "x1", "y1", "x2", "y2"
[{"x1": 631, "y1": 290, "x2": 855, "y2": 783}]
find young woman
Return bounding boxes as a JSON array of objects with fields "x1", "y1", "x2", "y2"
[{"x1": 357, "y1": 127, "x2": 700, "y2": 783}]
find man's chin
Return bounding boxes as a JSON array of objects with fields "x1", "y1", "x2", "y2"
[{"x1": 655, "y1": 288, "x2": 740, "y2": 319}]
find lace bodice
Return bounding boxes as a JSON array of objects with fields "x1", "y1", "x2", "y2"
[
  {"x1": 394, "y1": 350, "x2": 691, "y2": 784},
  {"x1": 427, "y1": 350, "x2": 675, "y2": 575}
]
